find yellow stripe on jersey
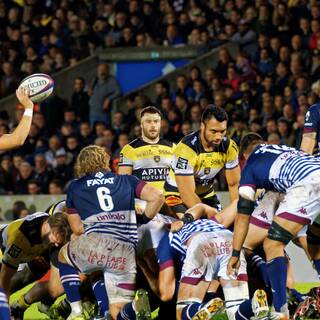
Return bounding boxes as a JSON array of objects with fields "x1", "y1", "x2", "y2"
[
  {"x1": 119, "y1": 138, "x2": 174, "y2": 190},
  {"x1": 164, "y1": 131, "x2": 239, "y2": 198}
]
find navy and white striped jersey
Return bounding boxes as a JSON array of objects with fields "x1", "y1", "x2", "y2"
[
  {"x1": 66, "y1": 171, "x2": 145, "y2": 246},
  {"x1": 240, "y1": 144, "x2": 320, "y2": 195},
  {"x1": 169, "y1": 219, "x2": 228, "y2": 259}
]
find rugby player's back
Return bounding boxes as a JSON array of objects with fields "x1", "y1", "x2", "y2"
[{"x1": 67, "y1": 171, "x2": 145, "y2": 246}]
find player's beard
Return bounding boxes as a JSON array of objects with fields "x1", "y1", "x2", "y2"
[
  {"x1": 203, "y1": 129, "x2": 221, "y2": 148},
  {"x1": 142, "y1": 126, "x2": 160, "y2": 142}
]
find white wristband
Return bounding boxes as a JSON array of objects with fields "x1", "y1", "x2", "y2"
[{"x1": 24, "y1": 109, "x2": 33, "y2": 117}]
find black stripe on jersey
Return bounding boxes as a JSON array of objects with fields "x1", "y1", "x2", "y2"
[
  {"x1": 128, "y1": 138, "x2": 173, "y2": 148},
  {"x1": 181, "y1": 131, "x2": 231, "y2": 154},
  {"x1": 19, "y1": 215, "x2": 47, "y2": 246}
]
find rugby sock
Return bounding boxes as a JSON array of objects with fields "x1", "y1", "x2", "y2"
[
  {"x1": 92, "y1": 278, "x2": 109, "y2": 316},
  {"x1": 117, "y1": 302, "x2": 136, "y2": 320},
  {"x1": 266, "y1": 256, "x2": 287, "y2": 312},
  {"x1": 0, "y1": 288, "x2": 10, "y2": 320},
  {"x1": 59, "y1": 262, "x2": 82, "y2": 314},
  {"x1": 181, "y1": 302, "x2": 205, "y2": 319},
  {"x1": 203, "y1": 291, "x2": 220, "y2": 303},
  {"x1": 235, "y1": 299, "x2": 253, "y2": 320},
  {"x1": 313, "y1": 259, "x2": 320, "y2": 278},
  {"x1": 247, "y1": 254, "x2": 269, "y2": 286},
  {"x1": 288, "y1": 288, "x2": 304, "y2": 303}
]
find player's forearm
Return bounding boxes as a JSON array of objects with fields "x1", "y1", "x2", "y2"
[
  {"x1": 300, "y1": 135, "x2": 316, "y2": 154},
  {"x1": 185, "y1": 203, "x2": 208, "y2": 220},
  {"x1": 180, "y1": 191, "x2": 202, "y2": 208},
  {"x1": 232, "y1": 214, "x2": 250, "y2": 251},
  {"x1": 0, "y1": 114, "x2": 33, "y2": 150},
  {"x1": 228, "y1": 184, "x2": 239, "y2": 202},
  {"x1": 0, "y1": 265, "x2": 16, "y2": 296},
  {"x1": 144, "y1": 192, "x2": 165, "y2": 219}
]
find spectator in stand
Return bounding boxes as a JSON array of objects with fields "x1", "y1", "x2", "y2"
[
  {"x1": 52, "y1": 149, "x2": 73, "y2": 187},
  {"x1": 11, "y1": 201, "x2": 28, "y2": 220},
  {"x1": 48, "y1": 179, "x2": 64, "y2": 195},
  {"x1": 14, "y1": 162, "x2": 34, "y2": 195},
  {"x1": 88, "y1": 63, "x2": 121, "y2": 126},
  {"x1": 71, "y1": 77, "x2": 90, "y2": 122},
  {"x1": 33, "y1": 154, "x2": 53, "y2": 193},
  {"x1": 78, "y1": 122, "x2": 95, "y2": 147},
  {"x1": 27, "y1": 180, "x2": 41, "y2": 195},
  {"x1": 45, "y1": 135, "x2": 65, "y2": 168}
]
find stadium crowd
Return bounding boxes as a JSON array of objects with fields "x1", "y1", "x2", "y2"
[{"x1": 0, "y1": 0, "x2": 319, "y2": 197}]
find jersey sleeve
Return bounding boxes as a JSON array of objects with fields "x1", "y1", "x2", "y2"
[
  {"x1": 66, "y1": 181, "x2": 78, "y2": 215},
  {"x1": 157, "y1": 232, "x2": 175, "y2": 271},
  {"x1": 239, "y1": 164, "x2": 256, "y2": 200},
  {"x1": 171, "y1": 142, "x2": 197, "y2": 176},
  {"x1": 2, "y1": 223, "x2": 22, "y2": 269},
  {"x1": 225, "y1": 139, "x2": 239, "y2": 169},
  {"x1": 119, "y1": 144, "x2": 134, "y2": 167},
  {"x1": 126, "y1": 175, "x2": 146, "y2": 198},
  {"x1": 304, "y1": 106, "x2": 319, "y2": 133}
]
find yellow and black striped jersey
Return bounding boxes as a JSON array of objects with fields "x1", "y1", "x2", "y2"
[
  {"x1": 45, "y1": 200, "x2": 66, "y2": 215},
  {"x1": 0, "y1": 212, "x2": 49, "y2": 269},
  {"x1": 164, "y1": 131, "x2": 239, "y2": 199},
  {"x1": 119, "y1": 138, "x2": 174, "y2": 190}
]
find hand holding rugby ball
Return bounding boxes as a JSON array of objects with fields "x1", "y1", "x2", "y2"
[{"x1": 18, "y1": 73, "x2": 54, "y2": 103}]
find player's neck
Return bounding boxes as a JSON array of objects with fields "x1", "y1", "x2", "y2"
[{"x1": 142, "y1": 135, "x2": 160, "y2": 144}]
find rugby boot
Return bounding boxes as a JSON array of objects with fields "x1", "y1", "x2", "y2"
[
  {"x1": 191, "y1": 297, "x2": 224, "y2": 320},
  {"x1": 133, "y1": 289, "x2": 152, "y2": 320},
  {"x1": 251, "y1": 289, "x2": 269, "y2": 319},
  {"x1": 293, "y1": 296, "x2": 318, "y2": 320}
]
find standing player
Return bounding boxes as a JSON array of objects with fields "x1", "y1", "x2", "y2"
[
  {"x1": 118, "y1": 106, "x2": 174, "y2": 193},
  {"x1": 227, "y1": 133, "x2": 320, "y2": 319},
  {"x1": 0, "y1": 87, "x2": 38, "y2": 320},
  {"x1": 58, "y1": 145, "x2": 164, "y2": 320},
  {"x1": 164, "y1": 105, "x2": 240, "y2": 213}
]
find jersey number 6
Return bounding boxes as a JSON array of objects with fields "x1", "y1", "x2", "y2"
[{"x1": 96, "y1": 187, "x2": 114, "y2": 211}]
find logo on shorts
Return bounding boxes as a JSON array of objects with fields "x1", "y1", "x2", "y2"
[
  {"x1": 298, "y1": 207, "x2": 307, "y2": 215},
  {"x1": 258, "y1": 211, "x2": 268, "y2": 220},
  {"x1": 191, "y1": 268, "x2": 202, "y2": 276},
  {"x1": 176, "y1": 157, "x2": 188, "y2": 170},
  {"x1": 7, "y1": 244, "x2": 22, "y2": 258},
  {"x1": 95, "y1": 172, "x2": 104, "y2": 179},
  {"x1": 154, "y1": 155, "x2": 160, "y2": 163}
]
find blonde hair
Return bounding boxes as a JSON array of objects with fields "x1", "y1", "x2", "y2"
[
  {"x1": 75, "y1": 145, "x2": 110, "y2": 178},
  {"x1": 311, "y1": 80, "x2": 320, "y2": 97}
]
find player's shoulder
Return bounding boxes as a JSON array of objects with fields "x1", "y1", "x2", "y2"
[
  {"x1": 308, "y1": 102, "x2": 320, "y2": 112},
  {"x1": 219, "y1": 137, "x2": 237, "y2": 154},
  {"x1": 127, "y1": 138, "x2": 146, "y2": 148},
  {"x1": 158, "y1": 138, "x2": 174, "y2": 147},
  {"x1": 179, "y1": 131, "x2": 202, "y2": 154}
]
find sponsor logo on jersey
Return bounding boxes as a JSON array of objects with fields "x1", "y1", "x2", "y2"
[
  {"x1": 177, "y1": 157, "x2": 188, "y2": 169},
  {"x1": 204, "y1": 168, "x2": 210, "y2": 175},
  {"x1": 154, "y1": 155, "x2": 160, "y2": 163},
  {"x1": 87, "y1": 177, "x2": 114, "y2": 187},
  {"x1": 96, "y1": 212, "x2": 126, "y2": 221},
  {"x1": 140, "y1": 167, "x2": 169, "y2": 181},
  {"x1": 95, "y1": 172, "x2": 104, "y2": 179},
  {"x1": 8, "y1": 244, "x2": 22, "y2": 258}
]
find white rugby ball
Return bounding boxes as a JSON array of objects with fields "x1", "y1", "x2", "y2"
[{"x1": 19, "y1": 73, "x2": 54, "y2": 103}]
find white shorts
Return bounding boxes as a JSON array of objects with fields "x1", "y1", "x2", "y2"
[
  {"x1": 251, "y1": 191, "x2": 283, "y2": 229},
  {"x1": 180, "y1": 232, "x2": 247, "y2": 285},
  {"x1": 137, "y1": 213, "x2": 177, "y2": 257},
  {"x1": 276, "y1": 171, "x2": 320, "y2": 225},
  {"x1": 66, "y1": 232, "x2": 136, "y2": 304}
]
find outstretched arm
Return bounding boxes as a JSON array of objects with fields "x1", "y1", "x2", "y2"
[{"x1": 0, "y1": 88, "x2": 34, "y2": 150}]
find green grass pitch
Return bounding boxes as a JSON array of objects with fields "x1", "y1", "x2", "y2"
[{"x1": 9, "y1": 282, "x2": 319, "y2": 319}]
